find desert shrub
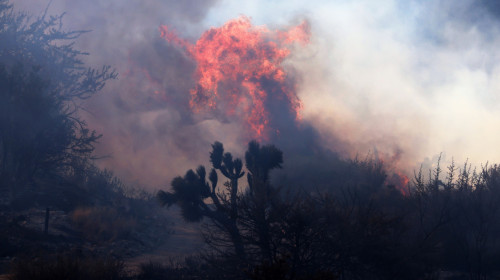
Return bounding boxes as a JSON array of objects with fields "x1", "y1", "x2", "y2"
[
  {"x1": 136, "y1": 260, "x2": 204, "y2": 280},
  {"x1": 8, "y1": 254, "x2": 125, "y2": 280},
  {"x1": 249, "y1": 257, "x2": 339, "y2": 280},
  {"x1": 0, "y1": 1, "x2": 115, "y2": 206},
  {"x1": 136, "y1": 256, "x2": 238, "y2": 280},
  {"x1": 136, "y1": 261, "x2": 170, "y2": 280},
  {"x1": 71, "y1": 206, "x2": 137, "y2": 243}
]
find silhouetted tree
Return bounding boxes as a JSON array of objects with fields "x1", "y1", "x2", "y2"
[
  {"x1": 443, "y1": 164, "x2": 500, "y2": 279},
  {"x1": 0, "y1": 1, "x2": 116, "y2": 202},
  {"x1": 406, "y1": 161, "x2": 500, "y2": 279},
  {"x1": 238, "y1": 141, "x2": 283, "y2": 261},
  {"x1": 158, "y1": 141, "x2": 247, "y2": 258},
  {"x1": 157, "y1": 141, "x2": 420, "y2": 279},
  {"x1": 158, "y1": 141, "x2": 284, "y2": 261}
]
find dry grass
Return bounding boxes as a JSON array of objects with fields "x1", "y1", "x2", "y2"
[
  {"x1": 8, "y1": 255, "x2": 125, "y2": 280},
  {"x1": 71, "y1": 207, "x2": 137, "y2": 243}
]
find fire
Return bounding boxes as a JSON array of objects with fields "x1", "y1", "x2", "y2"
[
  {"x1": 390, "y1": 171, "x2": 409, "y2": 195},
  {"x1": 159, "y1": 16, "x2": 309, "y2": 139},
  {"x1": 375, "y1": 152, "x2": 410, "y2": 194}
]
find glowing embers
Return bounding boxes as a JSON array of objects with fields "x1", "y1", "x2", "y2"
[{"x1": 160, "y1": 16, "x2": 309, "y2": 140}]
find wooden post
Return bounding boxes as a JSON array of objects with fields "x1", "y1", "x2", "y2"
[{"x1": 44, "y1": 207, "x2": 49, "y2": 235}]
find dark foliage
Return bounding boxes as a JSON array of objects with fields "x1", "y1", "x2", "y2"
[
  {"x1": 159, "y1": 141, "x2": 247, "y2": 258},
  {"x1": 136, "y1": 259, "x2": 215, "y2": 280},
  {"x1": 406, "y1": 162, "x2": 500, "y2": 279},
  {"x1": 158, "y1": 141, "x2": 287, "y2": 261},
  {"x1": 0, "y1": 0, "x2": 116, "y2": 207},
  {"x1": 0, "y1": 1, "x2": 115, "y2": 101},
  {"x1": 136, "y1": 261, "x2": 170, "y2": 280},
  {"x1": 0, "y1": 65, "x2": 99, "y2": 184},
  {"x1": 158, "y1": 141, "x2": 418, "y2": 278},
  {"x1": 8, "y1": 254, "x2": 125, "y2": 280},
  {"x1": 157, "y1": 141, "x2": 500, "y2": 279},
  {"x1": 249, "y1": 257, "x2": 338, "y2": 280}
]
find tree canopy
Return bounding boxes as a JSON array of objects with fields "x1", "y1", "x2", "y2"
[{"x1": 0, "y1": 1, "x2": 116, "y2": 205}]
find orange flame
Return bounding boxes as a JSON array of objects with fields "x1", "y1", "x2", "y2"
[
  {"x1": 376, "y1": 152, "x2": 410, "y2": 195},
  {"x1": 391, "y1": 171, "x2": 409, "y2": 195},
  {"x1": 159, "y1": 16, "x2": 309, "y2": 139}
]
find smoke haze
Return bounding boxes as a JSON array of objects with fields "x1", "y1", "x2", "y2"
[{"x1": 13, "y1": 0, "x2": 500, "y2": 189}]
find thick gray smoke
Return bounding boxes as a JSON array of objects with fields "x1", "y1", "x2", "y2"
[
  {"x1": 14, "y1": 0, "x2": 500, "y2": 189},
  {"x1": 14, "y1": 0, "x2": 225, "y2": 188},
  {"x1": 286, "y1": 0, "x2": 500, "y2": 177}
]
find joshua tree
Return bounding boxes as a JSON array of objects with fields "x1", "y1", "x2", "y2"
[
  {"x1": 157, "y1": 140, "x2": 283, "y2": 259},
  {"x1": 240, "y1": 140, "x2": 283, "y2": 261},
  {"x1": 158, "y1": 141, "x2": 246, "y2": 257}
]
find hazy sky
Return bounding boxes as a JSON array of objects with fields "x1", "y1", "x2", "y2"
[{"x1": 13, "y1": 0, "x2": 500, "y2": 189}]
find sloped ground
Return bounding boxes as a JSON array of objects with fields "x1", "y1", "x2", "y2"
[
  {"x1": 124, "y1": 210, "x2": 205, "y2": 274},
  {"x1": 0, "y1": 203, "x2": 204, "y2": 277}
]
